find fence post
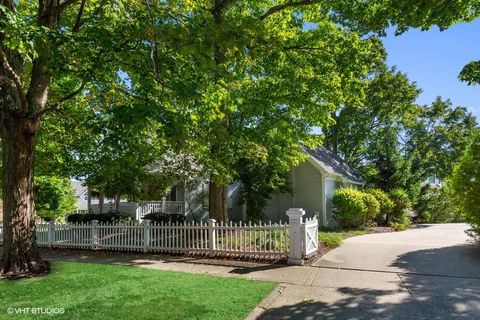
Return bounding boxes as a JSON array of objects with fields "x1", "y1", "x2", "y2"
[
  {"x1": 287, "y1": 208, "x2": 305, "y2": 265},
  {"x1": 208, "y1": 219, "x2": 216, "y2": 255},
  {"x1": 143, "y1": 219, "x2": 151, "y2": 253},
  {"x1": 91, "y1": 220, "x2": 99, "y2": 250},
  {"x1": 47, "y1": 221, "x2": 55, "y2": 247},
  {"x1": 161, "y1": 197, "x2": 166, "y2": 213}
]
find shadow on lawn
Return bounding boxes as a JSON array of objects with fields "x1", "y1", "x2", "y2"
[
  {"x1": 261, "y1": 244, "x2": 480, "y2": 320},
  {"x1": 36, "y1": 247, "x2": 286, "y2": 272}
]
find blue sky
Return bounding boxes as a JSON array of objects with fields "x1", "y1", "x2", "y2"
[{"x1": 382, "y1": 20, "x2": 480, "y2": 119}]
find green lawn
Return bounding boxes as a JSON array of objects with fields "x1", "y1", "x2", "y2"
[
  {"x1": 319, "y1": 228, "x2": 368, "y2": 248},
  {"x1": 0, "y1": 261, "x2": 277, "y2": 320}
]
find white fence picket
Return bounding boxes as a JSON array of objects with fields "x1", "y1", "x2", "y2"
[{"x1": 0, "y1": 208, "x2": 318, "y2": 263}]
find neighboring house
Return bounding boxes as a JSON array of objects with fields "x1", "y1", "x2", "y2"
[
  {"x1": 423, "y1": 175, "x2": 444, "y2": 187},
  {"x1": 71, "y1": 180, "x2": 91, "y2": 212},
  {"x1": 71, "y1": 180, "x2": 126, "y2": 213}
]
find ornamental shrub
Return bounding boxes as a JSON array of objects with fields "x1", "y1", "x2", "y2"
[
  {"x1": 332, "y1": 187, "x2": 366, "y2": 228},
  {"x1": 365, "y1": 188, "x2": 394, "y2": 225},
  {"x1": 361, "y1": 193, "x2": 380, "y2": 226},
  {"x1": 388, "y1": 188, "x2": 412, "y2": 229}
]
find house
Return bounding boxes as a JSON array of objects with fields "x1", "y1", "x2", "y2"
[
  {"x1": 71, "y1": 180, "x2": 91, "y2": 212},
  {"x1": 423, "y1": 175, "x2": 444, "y2": 187},
  {"x1": 234, "y1": 146, "x2": 364, "y2": 227},
  {"x1": 161, "y1": 146, "x2": 364, "y2": 227},
  {"x1": 71, "y1": 180, "x2": 127, "y2": 213}
]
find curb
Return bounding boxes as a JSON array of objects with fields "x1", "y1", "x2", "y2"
[{"x1": 245, "y1": 284, "x2": 286, "y2": 320}]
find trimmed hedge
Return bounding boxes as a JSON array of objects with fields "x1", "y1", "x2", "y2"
[
  {"x1": 143, "y1": 212, "x2": 186, "y2": 224},
  {"x1": 66, "y1": 212, "x2": 133, "y2": 223},
  {"x1": 332, "y1": 187, "x2": 380, "y2": 228}
]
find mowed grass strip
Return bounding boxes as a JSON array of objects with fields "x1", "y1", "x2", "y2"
[{"x1": 0, "y1": 261, "x2": 277, "y2": 320}]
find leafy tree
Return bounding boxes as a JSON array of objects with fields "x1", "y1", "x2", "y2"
[
  {"x1": 122, "y1": 1, "x2": 385, "y2": 222},
  {"x1": 415, "y1": 184, "x2": 463, "y2": 223},
  {"x1": 451, "y1": 134, "x2": 480, "y2": 236},
  {"x1": 0, "y1": 0, "x2": 145, "y2": 277},
  {"x1": 404, "y1": 98, "x2": 478, "y2": 180},
  {"x1": 459, "y1": 60, "x2": 480, "y2": 85},
  {"x1": 325, "y1": 66, "x2": 420, "y2": 165},
  {"x1": 1, "y1": 0, "x2": 479, "y2": 278},
  {"x1": 34, "y1": 176, "x2": 76, "y2": 221}
]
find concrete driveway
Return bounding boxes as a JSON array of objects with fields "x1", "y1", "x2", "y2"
[{"x1": 260, "y1": 224, "x2": 480, "y2": 320}]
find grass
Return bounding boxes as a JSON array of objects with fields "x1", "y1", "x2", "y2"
[
  {"x1": 318, "y1": 228, "x2": 368, "y2": 249},
  {"x1": 0, "y1": 261, "x2": 277, "y2": 320}
]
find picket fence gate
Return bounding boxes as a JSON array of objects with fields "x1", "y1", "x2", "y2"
[{"x1": 0, "y1": 208, "x2": 317, "y2": 264}]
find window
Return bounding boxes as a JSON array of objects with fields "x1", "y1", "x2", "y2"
[{"x1": 83, "y1": 195, "x2": 89, "y2": 201}]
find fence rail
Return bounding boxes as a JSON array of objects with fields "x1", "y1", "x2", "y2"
[{"x1": 0, "y1": 208, "x2": 317, "y2": 264}]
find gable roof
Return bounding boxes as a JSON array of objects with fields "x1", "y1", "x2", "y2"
[
  {"x1": 71, "y1": 180, "x2": 88, "y2": 197},
  {"x1": 301, "y1": 145, "x2": 364, "y2": 184}
]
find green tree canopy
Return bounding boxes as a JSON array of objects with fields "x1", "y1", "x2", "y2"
[
  {"x1": 34, "y1": 176, "x2": 76, "y2": 221},
  {"x1": 451, "y1": 133, "x2": 480, "y2": 236}
]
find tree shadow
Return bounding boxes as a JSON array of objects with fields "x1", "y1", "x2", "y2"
[{"x1": 261, "y1": 244, "x2": 480, "y2": 319}]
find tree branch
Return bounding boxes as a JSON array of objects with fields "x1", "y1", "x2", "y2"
[
  {"x1": 55, "y1": 0, "x2": 80, "y2": 13},
  {"x1": 72, "y1": 0, "x2": 87, "y2": 32},
  {"x1": 0, "y1": 47, "x2": 28, "y2": 113},
  {"x1": 35, "y1": 82, "x2": 85, "y2": 117},
  {"x1": 259, "y1": 0, "x2": 320, "y2": 20}
]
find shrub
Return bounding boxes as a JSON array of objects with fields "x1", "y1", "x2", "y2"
[
  {"x1": 361, "y1": 193, "x2": 380, "y2": 226},
  {"x1": 332, "y1": 187, "x2": 367, "y2": 228},
  {"x1": 332, "y1": 187, "x2": 380, "y2": 228},
  {"x1": 415, "y1": 185, "x2": 463, "y2": 223},
  {"x1": 388, "y1": 188, "x2": 412, "y2": 229},
  {"x1": 365, "y1": 188, "x2": 394, "y2": 225},
  {"x1": 143, "y1": 212, "x2": 186, "y2": 224},
  {"x1": 66, "y1": 212, "x2": 133, "y2": 223}
]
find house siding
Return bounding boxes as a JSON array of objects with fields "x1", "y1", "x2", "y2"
[
  {"x1": 263, "y1": 160, "x2": 324, "y2": 223},
  {"x1": 263, "y1": 171, "x2": 294, "y2": 222},
  {"x1": 292, "y1": 160, "x2": 323, "y2": 220}
]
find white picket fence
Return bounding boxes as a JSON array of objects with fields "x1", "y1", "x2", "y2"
[{"x1": 0, "y1": 208, "x2": 318, "y2": 264}]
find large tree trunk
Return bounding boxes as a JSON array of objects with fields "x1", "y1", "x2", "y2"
[
  {"x1": 209, "y1": 180, "x2": 227, "y2": 222},
  {"x1": 0, "y1": 112, "x2": 48, "y2": 278},
  {"x1": 207, "y1": 1, "x2": 230, "y2": 223}
]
